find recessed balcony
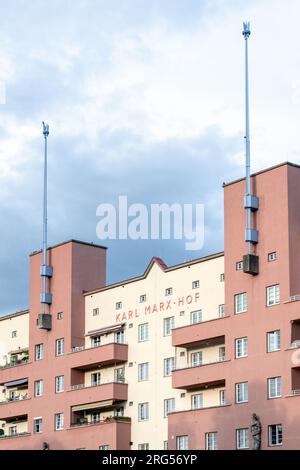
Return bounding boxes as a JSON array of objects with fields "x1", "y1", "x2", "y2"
[
  {"x1": 172, "y1": 359, "x2": 230, "y2": 390},
  {"x1": 68, "y1": 343, "x2": 128, "y2": 370},
  {"x1": 172, "y1": 316, "x2": 228, "y2": 348},
  {"x1": 68, "y1": 381, "x2": 128, "y2": 404}
]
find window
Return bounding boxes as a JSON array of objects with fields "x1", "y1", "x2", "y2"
[
  {"x1": 267, "y1": 285, "x2": 280, "y2": 306},
  {"x1": 165, "y1": 287, "x2": 173, "y2": 296},
  {"x1": 116, "y1": 302, "x2": 122, "y2": 310},
  {"x1": 268, "y1": 377, "x2": 282, "y2": 399},
  {"x1": 190, "y1": 310, "x2": 202, "y2": 325},
  {"x1": 138, "y1": 363, "x2": 149, "y2": 381},
  {"x1": 138, "y1": 323, "x2": 149, "y2": 342},
  {"x1": 176, "y1": 435, "x2": 188, "y2": 450},
  {"x1": 92, "y1": 308, "x2": 99, "y2": 316},
  {"x1": 235, "y1": 293, "x2": 248, "y2": 314},
  {"x1": 164, "y1": 398, "x2": 175, "y2": 417},
  {"x1": 235, "y1": 337, "x2": 248, "y2": 358},
  {"x1": 9, "y1": 426, "x2": 17, "y2": 436},
  {"x1": 219, "y1": 390, "x2": 226, "y2": 406},
  {"x1": 140, "y1": 294, "x2": 146, "y2": 303},
  {"x1": 220, "y1": 273, "x2": 225, "y2": 282},
  {"x1": 235, "y1": 382, "x2": 248, "y2": 403},
  {"x1": 191, "y1": 393, "x2": 203, "y2": 409},
  {"x1": 163, "y1": 317, "x2": 175, "y2": 336},
  {"x1": 35, "y1": 344, "x2": 44, "y2": 361},
  {"x1": 236, "y1": 261, "x2": 243, "y2": 270},
  {"x1": 219, "y1": 346, "x2": 226, "y2": 361},
  {"x1": 267, "y1": 330, "x2": 280, "y2": 352},
  {"x1": 164, "y1": 357, "x2": 175, "y2": 376},
  {"x1": 9, "y1": 390, "x2": 18, "y2": 400},
  {"x1": 55, "y1": 375, "x2": 64, "y2": 393},
  {"x1": 218, "y1": 304, "x2": 225, "y2": 318},
  {"x1": 91, "y1": 336, "x2": 101, "y2": 348},
  {"x1": 91, "y1": 372, "x2": 101, "y2": 386},
  {"x1": 99, "y1": 445, "x2": 109, "y2": 450},
  {"x1": 164, "y1": 441, "x2": 168, "y2": 450},
  {"x1": 138, "y1": 402, "x2": 149, "y2": 421},
  {"x1": 138, "y1": 443, "x2": 149, "y2": 450},
  {"x1": 55, "y1": 338, "x2": 64, "y2": 356},
  {"x1": 55, "y1": 413, "x2": 64, "y2": 431},
  {"x1": 34, "y1": 380, "x2": 43, "y2": 397},
  {"x1": 115, "y1": 330, "x2": 124, "y2": 344},
  {"x1": 114, "y1": 367, "x2": 125, "y2": 383},
  {"x1": 269, "y1": 424, "x2": 282, "y2": 446},
  {"x1": 11, "y1": 330, "x2": 17, "y2": 338},
  {"x1": 114, "y1": 407, "x2": 124, "y2": 417},
  {"x1": 92, "y1": 411, "x2": 100, "y2": 423},
  {"x1": 191, "y1": 351, "x2": 203, "y2": 367},
  {"x1": 236, "y1": 428, "x2": 249, "y2": 449},
  {"x1": 192, "y1": 280, "x2": 200, "y2": 289},
  {"x1": 206, "y1": 432, "x2": 218, "y2": 450},
  {"x1": 33, "y1": 418, "x2": 43, "y2": 434},
  {"x1": 268, "y1": 252, "x2": 277, "y2": 262},
  {"x1": 57, "y1": 312, "x2": 63, "y2": 320}
]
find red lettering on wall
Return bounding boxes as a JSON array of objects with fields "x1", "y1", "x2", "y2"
[
  {"x1": 135, "y1": 309, "x2": 139, "y2": 318},
  {"x1": 128, "y1": 310, "x2": 133, "y2": 319},
  {"x1": 194, "y1": 292, "x2": 200, "y2": 303},
  {"x1": 159, "y1": 302, "x2": 165, "y2": 311},
  {"x1": 115, "y1": 313, "x2": 121, "y2": 322},
  {"x1": 145, "y1": 305, "x2": 151, "y2": 315},
  {"x1": 186, "y1": 295, "x2": 193, "y2": 304},
  {"x1": 122, "y1": 312, "x2": 127, "y2": 321},
  {"x1": 152, "y1": 304, "x2": 158, "y2": 313},
  {"x1": 178, "y1": 297, "x2": 184, "y2": 306},
  {"x1": 166, "y1": 300, "x2": 172, "y2": 310}
]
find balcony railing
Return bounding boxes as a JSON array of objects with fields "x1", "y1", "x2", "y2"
[
  {"x1": 70, "y1": 416, "x2": 130, "y2": 428},
  {"x1": 175, "y1": 357, "x2": 227, "y2": 371},
  {"x1": 71, "y1": 341, "x2": 127, "y2": 354},
  {"x1": 70, "y1": 379, "x2": 125, "y2": 391},
  {"x1": 0, "y1": 395, "x2": 29, "y2": 404},
  {"x1": 0, "y1": 359, "x2": 29, "y2": 370},
  {"x1": 291, "y1": 389, "x2": 300, "y2": 396},
  {"x1": 0, "y1": 432, "x2": 30, "y2": 439}
]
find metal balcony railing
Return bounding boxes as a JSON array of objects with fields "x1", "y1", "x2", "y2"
[
  {"x1": 0, "y1": 394, "x2": 29, "y2": 404},
  {"x1": 0, "y1": 359, "x2": 29, "y2": 370},
  {"x1": 175, "y1": 357, "x2": 228, "y2": 371},
  {"x1": 0, "y1": 432, "x2": 30, "y2": 439},
  {"x1": 70, "y1": 379, "x2": 125, "y2": 391},
  {"x1": 70, "y1": 416, "x2": 130, "y2": 428},
  {"x1": 291, "y1": 389, "x2": 300, "y2": 396}
]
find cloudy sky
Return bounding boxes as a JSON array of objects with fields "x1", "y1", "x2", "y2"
[{"x1": 0, "y1": 0, "x2": 300, "y2": 315}]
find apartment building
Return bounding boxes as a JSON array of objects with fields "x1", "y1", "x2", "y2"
[{"x1": 0, "y1": 162, "x2": 300, "y2": 449}]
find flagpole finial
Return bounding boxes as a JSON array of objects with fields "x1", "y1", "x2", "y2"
[
  {"x1": 42, "y1": 121, "x2": 49, "y2": 137},
  {"x1": 243, "y1": 21, "x2": 251, "y2": 38}
]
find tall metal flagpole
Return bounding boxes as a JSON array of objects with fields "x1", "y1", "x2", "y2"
[
  {"x1": 243, "y1": 21, "x2": 251, "y2": 255},
  {"x1": 41, "y1": 122, "x2": 49, "y2": 314}
]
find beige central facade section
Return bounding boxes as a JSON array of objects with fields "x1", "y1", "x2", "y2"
[{"x1": 85, "y1": 254, "x2": 224, "y2": 449}]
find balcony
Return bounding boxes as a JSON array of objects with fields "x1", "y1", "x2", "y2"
[
  {"x1": 68, "y1": 381, "x2": 128, "y2": 404},
  {"x1": 0, "y1": 432, "x2": 30, "y2": 440},
  {"x1": 172, "y1": 317, "x2": 228, "y2": 348},
  {"x1": 70, "y1": 416, "x2": 130, "y2": 428},
  {"x1": 68, "y1": 343, "x2": 128, "y2": 370},
  {"x1": 172, "y1": 359, "x2": 230, "y2": 390},
  {"x1": 0, "y1": 397, "x2": 30, "y2": 421}
]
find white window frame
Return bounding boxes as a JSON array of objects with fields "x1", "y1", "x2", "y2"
[
  {"x1": 33, "y1": 417, "x2": 43, "y2": 434},
  {"x1": 55, "y1": 375, "x2": 64, "y2": 393},
  {"x1": 99, "y1": 445, "x2": 109, "y2": 450},
  {"x1": 34, "y1": 380, "x2": 43, "y2": 397},
  {"x1": 91, "y1": 335, "x2": 101, "y2": 348},
  {"x1": 206, "y1": 432, "x2": 218, "y2": 450},
  {"x1": 55, "y1": 413, "x2": 64, "y2": 431},
  {"x1": 91, "y1": 372, "x2": 101, "y2": 386},
  {"x1": 219, "y1": 346, "x2": 226, "y2": 361},
  {"x1": 235, "y1": 337, "x2": 248, "y2": 358},
  {"x1": 219, "y1": 389, "x2": 226, "y2": 406},
  {"x1": 138, "y1": 323, "x2": 149, "y2": 342},
  {"x1": 138, "y1": 402, "x2": 149, "y2": 421},
  {"x1": 55, "y1": 338, "x2": 64, "y2": 356},
  {"x1": 218, "y1": 304, "x2": 225, "y2": 317},
  {"x1": 235, "y1": 382, "x2": 248, "y2": 403},
  {"x1": 236, "y1": 261, "x2": 243, "y2": 270},
  {"x1": 268, "y1": 377, "x2": 282, "y2": 399},
  {"x1": 138, "y1": 362, "x2": 149, "y2": 382},
  {"x1": 138, "y1": 443, "x2": 149, "y2": 450},
  {"x1": 266, "y1": 285, "x2": 280, "y2": 306},
  {"x1": 114, "y1": 367, "x2": 125, "y2": 383},
  {"x1": 190, "y1": 310, "x2": 202, "y2": 325},
  {"x1": 163, "y1": 317, "x2": 175, "y2": 336},
  {"x1": 235, "y1": 293, "x2": 248, "y2": 314},
  {"x1": 92, "y1": 308, "x2": 99, "y2": 316},
  {"x1": 164, "y1": 398, "x2": 175, "y2": 417},
  {"x1": 176, "y1": 435, "x2": 188, "y2": 450},
  {"x1": 268, "y1": 252, "x2": 277, "y2": 262},
  {"x1": 191, "y1": 393, "x2": 203, "y2": 410},
  {"x1": 192, "y1": 280, "x2": 200, "y2": 289},
  {"x1": 140, "y1": 294, "x2": 146, "y2": 303},
  {"x1": 267, "y1": 330, "x2": 280, "y2": 352},
  {"x1": 268, "y1": 424, "x2": 282, "y2": 446},
  {"x1": 57, "y1": 311, "x2": 63, "y2": 320},
  {"x1": 35, "y1": 344, "x2": 44, "y2": 361},
  {"x1": 165, "y1": 287, "x2": 173, "y2": 296},
  {"x1": 236, "y1": 428, "x2": 249, "y2": 449},
  {"x1": 115, "y1": 330, "x2": 125, "y2": 344},
  {"x1": 164, "y1": 357, "x2": 175, "y2": 377},
  {"x1": 116, "y1": 302, "x2": 122, "y2": 310},
  {"x1": 191, "y1": 351, "x2": 203, "y2": 367}
]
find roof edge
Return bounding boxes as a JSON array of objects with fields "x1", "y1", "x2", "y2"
[
  {"x1": 0, "y1": 309, "x2": 29, "y2": 321},
  {"x1": 30, "y1": 239, "x2": 107, "y2": 257}
]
